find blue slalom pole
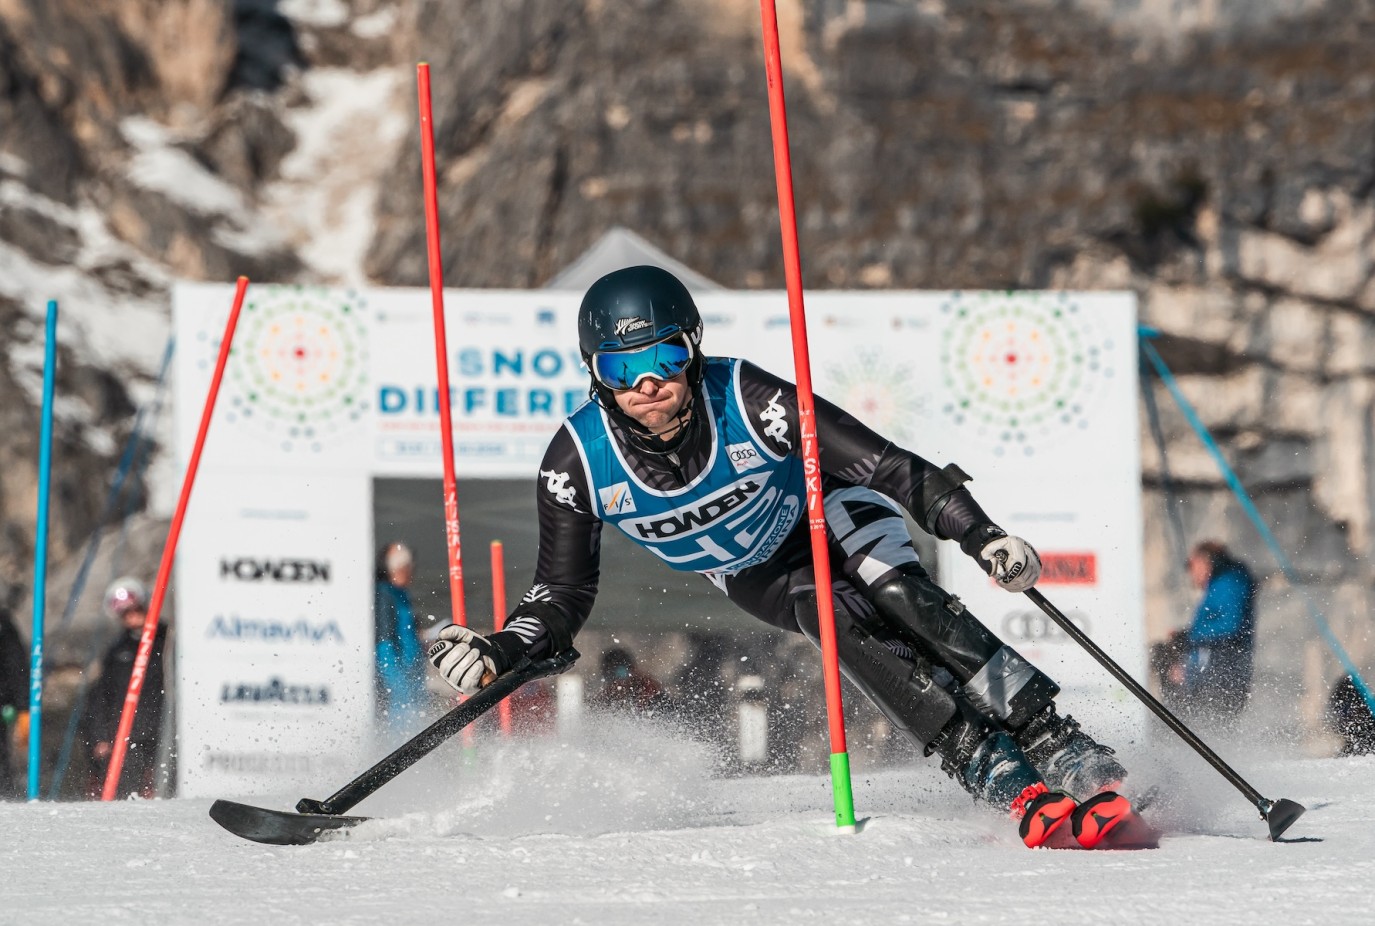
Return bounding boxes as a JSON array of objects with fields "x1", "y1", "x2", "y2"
[
  {"x1": 1140, "y1": 329, "x2": 1375, "y2": 722},
  {"x1": 28, "y1": 300, "x2": 58, "y2": 801}
]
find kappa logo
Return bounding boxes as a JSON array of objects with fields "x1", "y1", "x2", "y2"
[
  {"x1": 540, "y1": 469, "x2": 578, "y2": 508},
  {"x1": 726, "y1": 442, "x2": 765, "y2": 473},
  {"x1": 760, "y1": 390, "x2": 791, "y2": 448},
  {"x1": 599, "y1": 481, "x2": 637, "y2": 515},
  {"x1": 613, "y1": 316, "x2": 653, "y2": 337}
]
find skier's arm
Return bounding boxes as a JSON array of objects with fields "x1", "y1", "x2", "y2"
[
  {"x1": 738, "y1": 361, "x2": 1038, "y2": 587},
  {"x1": 429, "y1": 428, "x2": 601, "y2": 691}
]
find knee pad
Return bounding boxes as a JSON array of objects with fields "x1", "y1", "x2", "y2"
[
  {"x1": 794, "y1": 593, "x2": 957, "y2": 749},
  {"x1": 870, "y1": 568, "x2": 1059, "y2": 728}
]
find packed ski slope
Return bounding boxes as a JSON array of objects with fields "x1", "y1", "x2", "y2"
[{"x1": 6, "y1": 720, "x2": 1371, "y2": 926}]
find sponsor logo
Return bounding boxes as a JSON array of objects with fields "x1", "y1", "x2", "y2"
[
  {"x1": 726, "y1": 441, "x2": 765, "y2": 473},
  {"x1": 540, "y1": 469, "x2": 578, "y2": 508},
  {"x1": 599, "y1": 481, "x2": 637, "y2": 515},
  {"x1": 760, "y1": 389, "x2": 791, "y2": 448},
  {"x1": 1038, "y1": 552, "x2": 1098, "y2": 585},
  {"x1": 536, "y1": 309, "x2": 557, "y2": 326},
  {"x1": 219, "y1": 558, "x2": 331, "y2": 583},
  {"x1": 624, "y1": 478, "x2": 763, "y2": 541},
  {"x1": 1002, "y1": 608, "x2": 1092, "y2": 642},
  {"x1": 522, "y1": 583, "x2": 552, "y2": 604},
  {"x1": 764, "y1": 316, "x2": 791, "y2": 329},
  {"x1": 203, "y1": 752, "x2": 318, "y2": 774},
  {"x1": 613, "y1": 316, "x2": 653, "y2": 337},
  {"x1": 207, "y1": 615, "x2": 345, "y2": 645},
  {"x1": 219, "y1": 677, "x2": 332, "y2": 705}
]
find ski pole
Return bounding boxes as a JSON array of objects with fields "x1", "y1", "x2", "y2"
[
  {"x1": 1023, "y1": 588, "x2": 1306, "y2": 840},
  {"x1": 296, "y1": 649, "x2": 579, "y2": 816}
]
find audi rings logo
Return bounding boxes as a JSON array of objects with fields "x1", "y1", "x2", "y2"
[{"x1": 1002, "y1": 608, "x2": 1091, "y2": 642}]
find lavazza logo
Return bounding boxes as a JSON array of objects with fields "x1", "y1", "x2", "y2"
[
  {"x1": 208, "y1": 615, "x2": 345, "y2": 645},
  {"x1": 220, "y1": 677, "x2": 332, "y2": 705},
  {"x1": 219, "y1": 557, "x2": 331, "y2": 583}
]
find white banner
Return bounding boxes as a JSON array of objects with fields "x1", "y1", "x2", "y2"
[{"x1": 174, "y1": 284, "x2": 1143, "y2": 795}]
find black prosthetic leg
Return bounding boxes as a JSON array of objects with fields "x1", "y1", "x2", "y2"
[
  {"x1": 869, "y1": 565, "x2": 1059, "y2": 729},
  {"x1": 794, "y1": 594, "x2": 1044, "y2": 810}
]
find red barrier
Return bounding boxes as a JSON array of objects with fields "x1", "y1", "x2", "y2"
[
  {"x1": 491, "y1": 541, "x2": 511, "y2": 735},
  {"x1": 758, "y1": 0, "x2": 854, "y2": 827},
  {"x1": 417, "y1": 62, "x2": 467, "y2": 627},
  {"x1": 102, "y1": 276, "x2": 249, "y2": 800}
]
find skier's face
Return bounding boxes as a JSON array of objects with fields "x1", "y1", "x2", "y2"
[{"x1": 613, "y1": 372, "x2": 690, "y2": 434}]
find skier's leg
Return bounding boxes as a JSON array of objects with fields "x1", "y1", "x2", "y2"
[
  {"x1": 821, "y1": 486, "x2": 1126, "y2": 797},
  {"x1": 791, "y1": 589, "x2": 1074, "y2": 844}
]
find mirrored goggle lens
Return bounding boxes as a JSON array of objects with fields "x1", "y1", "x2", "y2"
[{"x1": 593, "y1": 336, "x2": 692, "y2": 390}]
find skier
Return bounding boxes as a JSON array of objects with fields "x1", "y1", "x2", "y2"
[{"x1": 428, "y1": 265, "x2": 1136, "y2": 848}]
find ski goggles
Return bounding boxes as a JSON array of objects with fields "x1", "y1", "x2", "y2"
[{"x1": 591, "y1": 334, "x2": 694, "y2": 391}]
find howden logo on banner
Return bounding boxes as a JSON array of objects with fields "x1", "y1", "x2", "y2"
[{"x1": 219, "y1": 558, "x2": 332, "y2": 583}]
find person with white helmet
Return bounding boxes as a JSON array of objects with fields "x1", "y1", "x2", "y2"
[
  {"x1": 427, "y1": 265, "x2": 1136, "y2": 848},
  {"x1": 83, "y1": 576, "x2": 166, "y2": 799}
]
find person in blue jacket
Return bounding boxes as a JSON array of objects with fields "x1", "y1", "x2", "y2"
[
  {"x1": 374, "y1": 542, "x2": 428, "y2": 728},
  {"x1": 1177, "y1": 540, "x2": 1258, "y2": 721}
]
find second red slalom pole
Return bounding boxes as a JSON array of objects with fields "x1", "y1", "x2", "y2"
[
  {"x1": 757, "y1": 0, "x2": 855, "y2": 831},
  {"x1": 417, "y1": 62, "x2": 468, "y2": 628}
]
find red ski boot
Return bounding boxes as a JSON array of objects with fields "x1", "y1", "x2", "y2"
[
  {"x1": 1071, "y1": 791, "x2": 1159, "y2": 849},
  {"x1": 1013, "y1": 783, "x2": 1078, "y2": 848}
]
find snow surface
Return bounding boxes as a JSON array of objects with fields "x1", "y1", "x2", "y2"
[{"x1": 6, "y1": 718, "x2": 1372, "y2": 926}]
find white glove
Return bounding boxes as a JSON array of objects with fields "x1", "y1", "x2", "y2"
[
  {"x1": 426, "y1": 624, "x2": 502, "y2": 695},
  {"x1": 980, "y1": 535, "x2": 1042, "y2": 593}
]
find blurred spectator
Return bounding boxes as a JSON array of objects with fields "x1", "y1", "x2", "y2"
[
  {"x1": 673, "y1": 632, "x2": 732, "y2": 743},
  {"x1": 1159, "y1": 541, "x2": 1258, "y2": 724},
  {"x1": 83, "y1": 577, "x2": 165, "y2": 799},
  {"x1": 593, "y1": 646, "x2": 668, "y2": 715},
  {"x1": 1, "y1": 607, "x2": 30, "y2": 799},
  {"x1": 1326, "y1": 675, "x2": 1375, "y2": 756},
  {"x1": 374, "y1": 542, "x2": 428, "y2": 728}
]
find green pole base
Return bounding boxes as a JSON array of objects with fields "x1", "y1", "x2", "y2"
[{"x1": 829, "y1": 751, "x2": 857, "y2": 831}]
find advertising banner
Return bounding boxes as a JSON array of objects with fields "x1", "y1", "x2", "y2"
[{"x1": 174, "y1": 284, "x2": 1142, "y2": 795}]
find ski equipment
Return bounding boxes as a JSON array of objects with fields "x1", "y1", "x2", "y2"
[
  {"x1": 1015, "y1": 784, "x2": 1077, "y2": 849},
  {"x1": 209, "y1": 649, "x2": 579, "y2": 845},
  {"x1": 1024, "y1": 588, "x2": 1306, "y2": 840}
]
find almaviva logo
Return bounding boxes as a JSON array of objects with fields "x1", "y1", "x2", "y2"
[{"x1": 208, "y1": 616, "x2": 345, "y2": 644}]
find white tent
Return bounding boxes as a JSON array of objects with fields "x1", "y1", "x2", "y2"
[{"x1": 543, "y1": 226, "x2": 722, "y2": 293}]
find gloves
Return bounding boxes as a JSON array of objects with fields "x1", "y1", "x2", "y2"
[
  {"x1": 979, "y1": 534, "x2": 1042, "y2": 593},
  {"x1": 427, "y1": 625, "x2": 510, "y2": 695}
]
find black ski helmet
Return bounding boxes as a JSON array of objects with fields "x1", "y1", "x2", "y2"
[
  {"x1": 578, "y1": 265, "x2": 703, "y2": 369},
  {"x1": 578, "y1": 265, "x2": 705, "y2": 453}
]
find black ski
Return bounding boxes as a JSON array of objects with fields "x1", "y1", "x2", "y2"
[
  {"x1": 210, "y1": 649, "x2": 579, "y2": 845},
  {"x1": 209, "y1": 800, "x2": 368, "y2": 846}
]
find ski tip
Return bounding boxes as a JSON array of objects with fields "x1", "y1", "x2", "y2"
[
  {"x1": 1263, "y1": 798, "x2": 1306, "y2": 841},
  {"x1": 209, "y1": 799, "x2": 371, "y2": 846}
]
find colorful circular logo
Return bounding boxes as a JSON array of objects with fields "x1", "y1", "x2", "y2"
[
  {"x1": 940, "y1": 292, "x2": 1116, "y2": 456},
  {"x1": 202, "y1": 285, "x2": 370, "y2": 453}
]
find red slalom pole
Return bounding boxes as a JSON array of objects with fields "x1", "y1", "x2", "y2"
[
  {"x1": 417, "y1": 62, "x2": 467, "y2": 628},
  {"x1": 102, "y1": 276, "x2": 249, "y2": 801},
  {"x1": 757, "y1": 0, "x2": 855, "y2": 830},
  {"x1": 491, "y1": 541, "x2": 511, "y2": 735}
]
